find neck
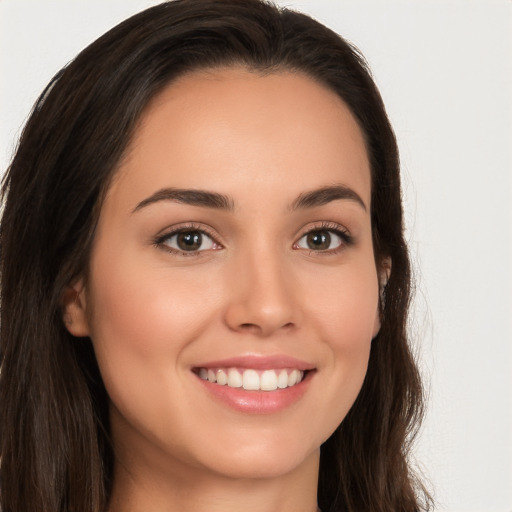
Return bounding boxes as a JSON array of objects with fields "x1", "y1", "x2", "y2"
[{"x1": 108, "y1": 448, "x2": 320, "y2": 512}]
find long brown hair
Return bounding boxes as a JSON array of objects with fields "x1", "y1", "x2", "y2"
[{"x1": 0, "y1": 1, "x2": 432, "y2": 511}]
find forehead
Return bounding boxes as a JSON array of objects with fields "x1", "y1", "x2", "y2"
[{"x1": 110, "y1": 67, "x2": 371, "y2": 211}]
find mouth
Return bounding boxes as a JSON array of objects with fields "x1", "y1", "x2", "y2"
[
  {"x1": 194, "y1": 367, "x2": 308, "y2": 391},
  {"x1": 192, "y1": 356, "x2": 316, "y2": 413}
]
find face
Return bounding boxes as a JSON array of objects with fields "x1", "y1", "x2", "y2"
[{"x1": 65, "y1": 68, "x2": 381, "y2": 484}]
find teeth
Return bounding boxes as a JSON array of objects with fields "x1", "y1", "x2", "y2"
[
  {"x1": 242, "y1": 369, "x2": 260, "y2": 390},
  {"x1": 198, "y1": 367, "x2": 305, "y2": 391},
  {"x1": 277, "y1": 369, "x2": 288, "y2": 389},
  {"x1": 288, "y1": 369, "x2": 299, "y2": 386},
  {"x1": 227, "y1": 368, "x2": 243, "y2": 388},
  {"x1": 216, "y1": 369, "x2": 228, "y2": 385},
  {"x1": 260, "y1": 370, "x2": 278, "y2": 391}
]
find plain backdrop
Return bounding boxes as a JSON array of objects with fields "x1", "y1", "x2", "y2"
[{"x1": 1, "y1": 1, "x2": 511, "y2": 511}]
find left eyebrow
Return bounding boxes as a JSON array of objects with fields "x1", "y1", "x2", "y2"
[
  {"x1": 132, "y1": 187, "x2": 235, "y2": 213},
  {"x1": 290, "y1": 185, "x2": 367, "y2": 212}
]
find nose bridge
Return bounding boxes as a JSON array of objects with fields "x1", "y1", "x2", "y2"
[{"x1": 224, "y1": 238, "x2": 298, "y2": 336}]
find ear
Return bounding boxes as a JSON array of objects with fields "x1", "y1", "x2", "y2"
[
  {"x1": 372, "y1": 257, "x2": 392, "y2": 338},
  {"x1": 61, "y1": 278, "x2": 90, "y2": 337}
]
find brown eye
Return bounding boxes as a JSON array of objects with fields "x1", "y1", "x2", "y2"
[
  {"x1": 305, "y1": 230, "x2": 331, "y2": 251},
  {"x1": 296, "y1": 228, "x2": 348, "y2": 252},
  {"x1": 177, "y1": 231, "x2": 203, "y2": 251},
  {"x1": 160, "y1": 230, "x2": 216, "y2": 253}
]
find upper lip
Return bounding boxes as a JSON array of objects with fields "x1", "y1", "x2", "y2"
[{"x1": 192, "y1": 354, "x2": 315, "y2": 371}]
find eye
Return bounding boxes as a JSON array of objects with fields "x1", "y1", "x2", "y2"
[
  {"x1": 294, "y1": 226, "x2": 352, "y2": 253},
  {"x1": 156, "y1": 228, "x2": 221, "y2": 254}
]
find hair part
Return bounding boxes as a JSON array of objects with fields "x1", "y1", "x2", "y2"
[{"x1": 1, "y1": 1, "x2": 432, "y2": 511}]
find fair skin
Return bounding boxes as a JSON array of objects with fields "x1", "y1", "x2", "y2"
[{"x1": 64, "y1": 68, "x2": 382, "y2": 512}]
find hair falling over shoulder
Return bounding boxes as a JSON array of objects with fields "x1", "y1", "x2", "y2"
[{"x1": 0, "y1": 1, "x2": 432, "y2": 511}]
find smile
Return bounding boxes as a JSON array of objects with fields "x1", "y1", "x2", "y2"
[{"x1": 196, "y1": 367, "x2": 305, "y2": 391}]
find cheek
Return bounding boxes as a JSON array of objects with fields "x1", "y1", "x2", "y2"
[
  {"x1": 85, "y1": 251, "x2": 222, "y2": 403},
  {"x1": 84, "y1": 255, "x2": 230, "y2": 450},
  {"x1": 88, "y1": 255, "x2": 218, "y2": 347},
  {"x1": 301, "y1": 260, "x2": 378, "y2": 416},
  {"x1": 304, "y1": 259, "x2": 379, "y2": 345}
]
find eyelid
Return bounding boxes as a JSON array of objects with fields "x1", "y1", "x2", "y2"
[
  {"x1": 153, "y1": 222, "x2": 223, "y2": 256},
  {"x1": 293, "y1": 221, "x2": 354, "y2": 253}
]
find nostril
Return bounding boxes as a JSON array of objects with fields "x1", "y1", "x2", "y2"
[
  {"x1": 238, "y1": 321, "x2": 295, "y2": 334},
  {"x1": 238, "y1": 323, "x2": 264, "y2": 335}
]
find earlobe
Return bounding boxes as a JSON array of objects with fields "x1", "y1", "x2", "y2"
[
  {"x1": 61, "y1": 279, "x2": 90, "y2": 337},
  {"x1": 372, "y1": 257, "x2": 392, "y2": 339},
  {"x1": 380, "y1": 257, "x2": 392, "y2": 286}
]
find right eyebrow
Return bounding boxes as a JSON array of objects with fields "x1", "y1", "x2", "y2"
[
  {"x1": 290, "y1": 184, "x2": 367, "y2": 212},
  {"x1": 132, "y1": 187, "x2": 235, "y2": 213}
]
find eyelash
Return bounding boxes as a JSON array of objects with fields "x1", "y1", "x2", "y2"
[
  {"x1": 295, "y1": 221, "x2": 354, "y2": 255},
  {"x1": 153, "y1": 223, "x2": 222, "y2": 257},
  {"x1": 153, "y1": 221, "x2": 354, "y2": 257}
]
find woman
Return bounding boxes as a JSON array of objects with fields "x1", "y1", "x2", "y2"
[{"x1": 0, "y1": 1, "x2": 431, "y2": 511}]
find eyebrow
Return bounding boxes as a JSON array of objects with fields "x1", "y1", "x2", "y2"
[
  {"x1": 290, "y1": 185, "x2": 367, "y2": 211},
  {"x1": 132, "y1": 184, "x2": 366, "y2": 213},
  {"x1": 132, "y1": 187, "x2": 234, "y2": 212}
]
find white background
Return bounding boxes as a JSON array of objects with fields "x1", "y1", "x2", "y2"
[{"x1": 1, "y1": 1, "x2": 511, "y2": 510}]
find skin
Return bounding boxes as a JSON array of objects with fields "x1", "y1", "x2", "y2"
[{"x1": 64, "y1": 68, "x2": 382, "y2": 512}]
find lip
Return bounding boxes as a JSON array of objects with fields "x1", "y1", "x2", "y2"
[
  {"x1": 193, "y1": 354, "x2": 315, "y2": 371},
  {"x1": 192, "y1": 354, "x2": 316, "y2": 414}
]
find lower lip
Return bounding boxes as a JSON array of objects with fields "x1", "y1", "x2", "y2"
[{"x1": 195, "y1": 372, "x2": 313, "y2": 414}]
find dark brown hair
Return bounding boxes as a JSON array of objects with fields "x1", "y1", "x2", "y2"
[{"x1": 0, "y1": 1, "x2": 431, "y2": 511}]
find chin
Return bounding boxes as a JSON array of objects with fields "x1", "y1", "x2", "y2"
[{"x1": 191, "y1": 436, "x2": 321, "y2": 480}]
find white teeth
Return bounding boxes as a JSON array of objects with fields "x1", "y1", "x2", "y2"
[
  {"x1": 216, "y1": 369, "x2": 228, "y2": 385},
  {"x1": 288, "y1": 369, "x2": 299, "y2": 386},
  {"x1": 242, "y1": 369, "x2": 260, "y2": 390},
  {"x1": 277, "y1": 369, "x2": 288, "y2": 389},
  {"x1": 198, "y1": 367, "x2": 306, "y2": 391},
  {"x1": 260, "y1": 370, "x2": 278, "y2": 391},
  {"x1": 227, "y1": 368, "x2": 243, "y2": 388}
]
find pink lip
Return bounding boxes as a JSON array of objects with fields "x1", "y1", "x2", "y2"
[
  {"x1": 195, "y1": 373, "x2": 313, "y2": 414},
  {"x1": 192, "y1": 354, "x2": 316, "y2": 414},
  {"x1": 192, "y1": 354, "x2": 315, "y2": 371}
]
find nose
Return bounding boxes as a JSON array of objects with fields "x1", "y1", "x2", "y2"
[{"x1": 223, "y1": 248, "x2": 300, "y2": 337}]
